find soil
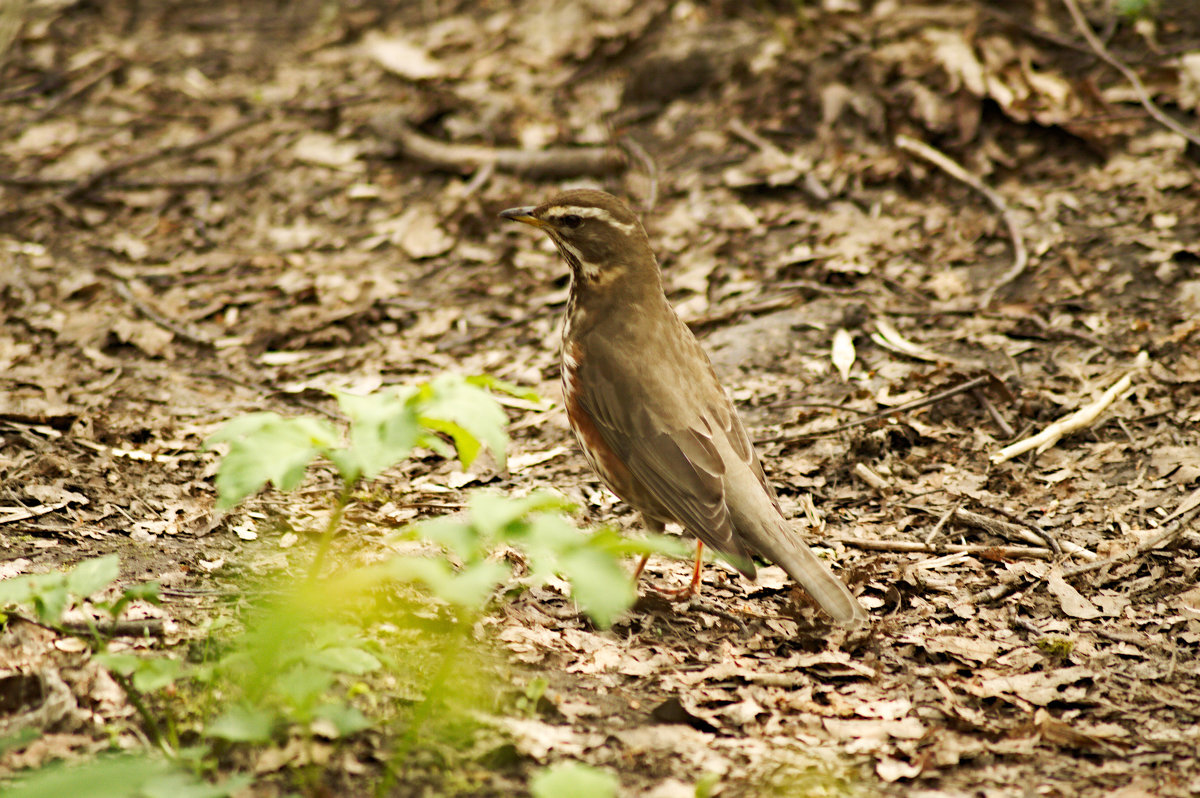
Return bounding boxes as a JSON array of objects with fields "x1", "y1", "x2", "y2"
[{"x1": 2, "y1": 0, "x2": 1200, "y2": 795}]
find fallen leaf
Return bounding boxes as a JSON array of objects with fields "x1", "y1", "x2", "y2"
[
  {"x1": 1046, "y1": 569, "x2": 1102, "y2": 619},
  {"x1": 363, "y1": 32, "x2": 446, "y2": 80},
  {"x1": 831, "y1": 328, "x2": 855, "y2": 380},
  {"x1": 968, "y1": 665, "x2": 1094, "y2": 705},
  {"x1": 875, "y1": 756, "x2": 922, "y2": 782}
]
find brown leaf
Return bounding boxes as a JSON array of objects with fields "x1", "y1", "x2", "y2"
[{"x1": 1046, "y1": 569, "x2": 1102, "y2": 619}]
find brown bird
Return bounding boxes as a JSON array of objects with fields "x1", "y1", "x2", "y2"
[{"x1": 500, "y1": 189, "x2": 868, "y2": 627}]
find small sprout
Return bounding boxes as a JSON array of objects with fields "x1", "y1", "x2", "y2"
[{"x1": 1036, "y1": 635, "x2": 1075, "y2": 658}]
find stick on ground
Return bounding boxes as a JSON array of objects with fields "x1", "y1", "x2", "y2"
[
  {"x1": 371, "y1": 110, "x2": 626, "y2": 179},
  {"x1": 895, "y1": 134, "x2": 1028, "y2": 308},
  {"x1": 991, "y1": 352, "x2": 1147, "y2": 464}
]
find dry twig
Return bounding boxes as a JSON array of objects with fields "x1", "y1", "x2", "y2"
[
  {"x1": 1063, "y1": 502, "x2": 1200, "y2": 579},
  {"x1": 25, "y1": 57, "x2": 123, "y2": 128},
  {"x1": 924, "y1": 500, "x2": 963, "y2": 545},
  {"x1": 101, "y1": 269, "x2": 215, "y2": 348},
  {"x1": 973, "y1": 385, "x2": 1015, "y2": 437},
  {"x1": 371, "y1": 111, "x2": 626, "y2": 179},
  {"x1": 870, "y1": 317, "x2": 956, "y2": 363},
  {"x1": 1060, "y1": 0, "x2": 1200, "y2": 149},
  {"x1": 60, "y1": 618, "x2": 167, "y2": 637},
  {"x1": 962, "y1": 498, "x2": 1200, "y2": 609},
  {"x1": 949, "y1": 507, "x2": 1065, "y2": 555},
  {"x1": 834, "y1": 538, "x2": 1053, "y2": 560},
  {"x1": 67, "y1": 110, "x2": 271, "y2": 199},
  {"x1": 853, "y1": 463, "x2": 890, "y2": 491},
  {"x1": 766, "y1": 374, "x2": 999, "y2": 442},
  {"x1": 895, "y1": 134, "x2": 1029, "y2": 308},
  {"x1": 991, "y1": 352, "x2": 1147, "y2": 464},
  {"x1": 0, "y1": 500, "x2": 71, "y2": 525},
  {"x1": 9, "y1": 613, "x2": 165, "y2": 638}
]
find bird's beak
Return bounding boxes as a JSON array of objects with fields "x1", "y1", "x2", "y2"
[{"x1": 499, "y1": 206, "x2": 545, "y2": 227}]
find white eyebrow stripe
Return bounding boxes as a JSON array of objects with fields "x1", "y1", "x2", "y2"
[{"x1": 545, "y1": 205, "x2": 637, "y2": 235}]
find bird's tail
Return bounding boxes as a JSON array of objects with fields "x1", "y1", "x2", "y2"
[{"x1": 749, "y1": 517, "x2": 869, "y2": 627}]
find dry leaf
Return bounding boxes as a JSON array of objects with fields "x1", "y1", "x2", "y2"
[
  {"x1": 293, "y1": 132, "x2": 362, "y2": 170},
  {"x1": 363, "y1": 32, "x2": 446, "y2": 80},
  {"x1": 1046, "y1": 569, "x2": 1102, "y2": 619},
  {"x1": 831, "y1": 328, "x2": 855, "y2": 380}
]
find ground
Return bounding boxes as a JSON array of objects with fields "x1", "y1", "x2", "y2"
[{"x1": 2, "y1": 0, "x2": 1200, "y2": 795}]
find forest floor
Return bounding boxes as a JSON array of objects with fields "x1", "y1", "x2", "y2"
[{"x1": 2, "y1": 0, "x2": 1200, "y2": 795}]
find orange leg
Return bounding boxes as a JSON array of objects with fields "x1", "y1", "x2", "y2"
[
  {"x1": 632, "y1": 552, "x2": 651, "y2": 582},
  {"x1": 632, "y1": 541, "x2": 704, "y2": 600}
]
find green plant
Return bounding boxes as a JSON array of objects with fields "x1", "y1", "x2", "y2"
[
  {"x1": 204, "y1": 375, "x2": 683, "y2": 627},
  {"x1": 206, "y1": 373, "x2": 519, "y2": 580},
  {"x1": 4, "y1": 373, "x2": 687, "y2": 795},
  {"x1": 1036, "y1": 635, "x2": 1075, "y2": 658},
  {"x1": 1115, "y1": 0, "x2": 1159, "y2": 21},
  {"x1": 531, "y1": 762, "x2": 619, "y2": 798},
  {"x1": 201, "y1": 375, "x2": 685, "y2": 789},
  {"x1": 0, "y1": 554, "x2": 128, "y2": 628},
  {"x1": 0, "y1": 555, "x2": 183, "y2": 746},
  {"x1": 0, "y1": 557, "x2": 246, "y2": 796},
  {"x1": 1, "y1": 753, "x2": 248, "y2": 798}
]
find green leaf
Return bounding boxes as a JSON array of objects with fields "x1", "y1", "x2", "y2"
[
  {"x1": 0, "y1": 754, "x2": 245, "y2": 798},
  {"x1": 1, "y1": 754, "x2": 175, "y2": 798},
  {"x1": 465, "y1": 374, "x2": 541, "y2": 403},
  {"x1": 519, "y1": 513, "x2": 589, "y2": 581},
  {"x1": 131, "y1": 657, "x2": 182, "y2": 692},
  {"x1": 306, "y1": 621, "x2": 363, "y2": 648},
  {"x1": 418, "y1": 374, "x2": 509, "y2": 469},
  {"x1": 32, "y1": 581, "x2": 71, "y2": 625},
  {"x1": 0, "y1": 571, "x2": 77, "y2": 624},
  {"x1": 95, "y1": 653, "x2": 181, "y2": 692},
  {"x1": 0, "y1": 573, "x2": 38, "y2": 606},
  {"x1": 694, "y1": 772, "x2": 722, "y2": 798},
  {"x1": 382, "y1": 556, "x2": 510, "y2": 609},
  {"x1": 582, "y1": 526, "x2": 691, "y2": 559},
  {"x1": 416, "y1": 433, "x2": 455, "y2": 460},
  {"x1": 377, "y1": 556, "x2": 453, "y2": 590},
  {"x1": 274, "y1": 663, "x2": 335, "y2": 710},
  {"x1": 207, "y1": 705, "x2": 276, "y2": 743},
  {"x1": 419, "y1": 417, "x2": 482, "y2": 468},
  {"x1": 206, "y1": 413, "x2": 339, "y2": 509},
  {"x1": 122, "y1": 582, "x2": 161, "y2": 604},
  {"x1": 1116, "y1": 0, "x2": 1155, "y2": 19},
  {"x1": 415, "y1": 515, "x2": 483, "y2": 561},
  {"x1": 312, "y1": 702, "x2": 373, "y2": 737},
  {"x1": 105, "y1": 580, "x2": 161, "y2": 620},
  {"x1": 559, "y1": 548, "x2": 636, "y2": 628},
  {"x1": 334, "y1": 389, "x2": 421, "y2": 480},
  {"x1": 93, "y1": 652, "x2": 141, "y2": 675},
  {"x1": 468, "y1": 491, "x2": 576, "y2": 542},
  {"x1": 439, "y1": 560, "x2": 512, "y2": 607},
  {"x1": 141, "y1": 770, "x2": 252, "y2": 798},
  {"x1": 66, "y1": 554, "x2": 120, "y2": 599},
  {"x1": 531, "y1": 763, "x2": 618, "y2": 798},
  {"x1": 305, "y1": 645, "x2": 381, "y2": 675}
]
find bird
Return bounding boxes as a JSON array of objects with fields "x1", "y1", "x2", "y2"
[{"x1": 499, "y1": 189, "x2": 868, "y2": 627}]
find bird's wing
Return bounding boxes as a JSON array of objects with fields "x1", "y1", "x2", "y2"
[
  {"x1": 578, "y1": 336, "x2": 754, "y2": 567},
  {"x1": 727, "y1": 410, "x2": 780, "y2": 508}
]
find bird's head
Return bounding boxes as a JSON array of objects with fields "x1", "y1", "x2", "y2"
[{"x1": 500, "y1": 189, "x2": 658, "y2": 289}]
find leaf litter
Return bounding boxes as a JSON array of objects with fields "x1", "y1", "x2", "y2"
[{"x1": 2, "y1": 0, "x2": 1200, "y2": 795}]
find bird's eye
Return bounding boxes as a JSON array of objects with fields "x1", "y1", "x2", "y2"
[{"x1": 560, "y1": 214, "x2": 583, "y2": 229}]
